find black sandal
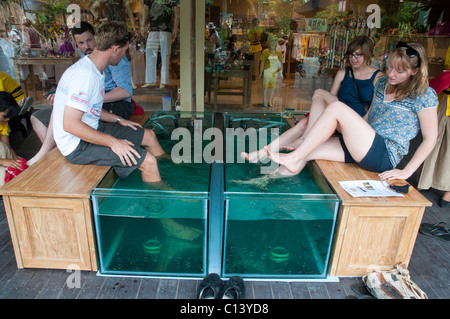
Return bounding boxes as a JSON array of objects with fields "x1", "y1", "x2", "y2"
[
  {"x1": 218, "y1": 276, "x2": 246, "y2": 299},
  {"x1": 197, "y1": 273, "x2": 224, "y2": 299},
  {"x1": 419, "y1": 222, "x2": 450, "y2": 243}
]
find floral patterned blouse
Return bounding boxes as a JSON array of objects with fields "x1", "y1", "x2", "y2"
[{"x1": 368, "y1": 76, "x2": 438, "y2": 168}]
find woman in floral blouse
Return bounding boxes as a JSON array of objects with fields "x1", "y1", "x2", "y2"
[{"x1": 266, "y1": 41, "x2": 438, "y2": 181}]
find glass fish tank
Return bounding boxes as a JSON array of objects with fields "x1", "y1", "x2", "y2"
[
  {"x1": 91, "y1": 111, "x2": 340, "y2": 279},
  {"x1": 221, "y1": 112, "x2": 340, "y2": 279},
  {"x1": 91, "y1": 112, "x2": 214, "y2": 277}
]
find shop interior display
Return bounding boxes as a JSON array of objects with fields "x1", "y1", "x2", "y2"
[{"x1": 0, "y1": 0, "x2": 449, "y2": 103}]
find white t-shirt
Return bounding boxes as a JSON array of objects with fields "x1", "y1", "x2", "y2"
[{"x1": 53, "y1": 56, "x2": 105, "y2": 156}]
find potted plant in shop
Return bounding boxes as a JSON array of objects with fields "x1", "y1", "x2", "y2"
[
  {"x1": 381, "y1": 1, "x2": 428, "y2": 40},
  {"x1": 32, "y1": 0, "x2": 80, "y2": 56}
]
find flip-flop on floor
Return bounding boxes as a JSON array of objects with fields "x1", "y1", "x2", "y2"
[{"x1": 419, "y1": 222, "x2": 450, "y2": 243}]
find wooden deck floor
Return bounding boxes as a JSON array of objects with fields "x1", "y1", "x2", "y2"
[{"x1": 1, "y1": 105, "x2": 449, "y2": 300}]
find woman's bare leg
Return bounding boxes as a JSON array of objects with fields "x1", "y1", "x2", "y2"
[
  {"x1": 262, "y1": 87, "x2": 268, "y2": 107},
  {"x1": 241, "y1": 117, "x2": 308, "y2": 162},
  {"x1": 267, "y1": 101, "x2": 375, "y2": 173},
  {"x1": 268, "y1": 87, "x2": 275, "y2": 107},
  {"x1": 27, "y1": 114, "x2": 57, "y2": 166},
  {"x1": 242, "y1": 89, "x2": 340, "y2": 163}
]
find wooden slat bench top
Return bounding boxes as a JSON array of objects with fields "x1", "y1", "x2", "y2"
[{"x1": 0, "y1": 111, "x2": 152, "y2": 199}]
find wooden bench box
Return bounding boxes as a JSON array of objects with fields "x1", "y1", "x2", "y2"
[
  {"x1": 316, "y1": 160, "x2": 431, "y2": 277},
  {"x1": 0, "y1": 112, "x2": 151, "y2": 271}
]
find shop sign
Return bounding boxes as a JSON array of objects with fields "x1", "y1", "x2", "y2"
[{"x1": 305, "y1": 18, "x2": 328, "y2": 32}]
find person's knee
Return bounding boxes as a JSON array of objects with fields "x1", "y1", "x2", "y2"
[
  {"x1": 312, "y1": 88, "x2": 327, "y2": 100},
  {"x1": 0, "y1": 141, "x2": 12, "y2": 158},
  {"x1": 140, "y1": 151, "x2": 157, "y2": 168},
  {"x1": 144, "y1": 128, "x2": 157, "y2": 140}
]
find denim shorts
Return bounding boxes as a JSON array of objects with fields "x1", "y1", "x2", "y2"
[
  {"x1": 339, "y1": 133, "x2": 393, "y2": 173},
  {"x1": 65, "y1": 122, "x2": 146, "y2": 179}
]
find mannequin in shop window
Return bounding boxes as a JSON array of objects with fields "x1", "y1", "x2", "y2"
[
  {"x1": 259, "y1": 36, "x2": 283, "y2": 107},
  {"x1": 141, "y1": 0, "x2": 179, "y2": 89}
]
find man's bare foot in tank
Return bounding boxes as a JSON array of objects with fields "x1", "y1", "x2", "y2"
[{"x1": 161, "y1": 219, "x2": 203, "y2": 241}]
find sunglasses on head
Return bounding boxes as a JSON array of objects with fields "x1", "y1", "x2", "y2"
[{"x1": 395, "y1": 41, "x2": 421, "y2": 67}]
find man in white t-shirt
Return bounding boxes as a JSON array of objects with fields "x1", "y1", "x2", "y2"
[{"x1": 52, "y1": 21, "x2": 165, "y2": 182}]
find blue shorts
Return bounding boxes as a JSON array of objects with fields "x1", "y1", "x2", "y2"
[
  {"x1": 339, "y1": 133, "x2": 393, "y2": 172},
  {"x1": 65, "y1": 122, "x2": 146, "y2": 179}
]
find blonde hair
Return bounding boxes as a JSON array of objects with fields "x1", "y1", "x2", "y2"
[
  {"x1": 345, "y1": 36, "x2": 374, "y2": 67},
  {"x1": 386, "y1": 42, "x2": 428, "y2": 101},
  {"x1": 94, "y1": 21, "x2": 129, "y2": 51}
]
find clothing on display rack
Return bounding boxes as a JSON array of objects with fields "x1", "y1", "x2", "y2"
[
  {"x1": 0, "y1": 39, "x2": 16, "y2": 81},
  {"x1": 290, "y1": 33, "x2": 326, "y2": 61}
]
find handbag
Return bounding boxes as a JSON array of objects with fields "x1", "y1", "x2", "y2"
[
  {"x1": 362, "y1": 263, "x2": 428, "y2": 299},
  {"x1": 348, "y1": 67, "x2": 370, "y2": 112}
]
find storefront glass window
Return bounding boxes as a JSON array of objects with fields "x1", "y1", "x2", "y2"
[
  {"x1": 203, "y1": 0, "x2": 450, "y2": 112},
  {"x1": 3, "y1": 0, "x2": 449, "y2": 110}
]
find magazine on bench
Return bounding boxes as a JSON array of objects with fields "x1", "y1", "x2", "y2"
[{"x1": 338, "y1": 180, "x2": 404, "y2": 197}]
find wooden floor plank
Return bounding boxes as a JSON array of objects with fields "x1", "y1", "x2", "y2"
[
  {"x1": 175, "y1": 279, "x2": 198, "y2": 299},
  {"x1": 114, "y1": 277, "x2": 141, "y2": 299},
  {"x1": 35, "y1": 270, "x2": 69, "y2": 299},
  {"x1": 0, "y1": 265, "x2": 36, "y2": 299},
  {"x1": 14, "y1": 269, "x2": 53, "y2": 299},
  {"x1": 251, "y1": 281, "x2": 273, "y2": 299},
  {"x1": 156, "y1": 279, "x2": 178, "y2": 299},
  {"x1": 97, "y1": 277, "x2": 124, "y2": 299},
  {"x1": 271, "y1": 281, "x2": 292, "y2": 299},
  {"x1": 289, "y1": 281, "x2": 310, "y2": 299},
  {"x1": 408, "y1": 263, "x2": 439, "y2": 299},
  {"x1": 137, "y1": 277, "x2": 160, "y2": 299},
  {"x1": 306, "y1": 282, "x2": 329, "y2": 299},
  {"x1": 58, "y1": 270, "x2": 91, "y2": 299},
  {"x1": 243, "y1": 281, "x2": 255, "y2": 299},
  {"x1": 324, "y1": 281, "x2": 349, "y2": 299},
  {"x1": 76, "y1": 271, "x2": 107, "y2": 299}
]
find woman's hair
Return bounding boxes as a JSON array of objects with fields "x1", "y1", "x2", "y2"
[
  {"x1": 345, "y1": 36, "x2": 374, "y2": 66},
  {"x1": 94, "y1": 21, "x2": 130, "y2": 51},
  {"x1": 0, "y1": 91, "x2": 20, "y2": 119},
  {"x1": 386, "y1": 42, "x2": 428, "y2": 101}
]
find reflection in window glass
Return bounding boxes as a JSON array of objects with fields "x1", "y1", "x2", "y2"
[{"x1": 203, "y1": 0, "x2": 450, "y2": 113}]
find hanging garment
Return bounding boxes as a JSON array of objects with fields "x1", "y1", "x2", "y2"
[
  {"x1": 145, "y1": 31, "x2": 171, "y2": 85},
  {"x1": 418, "y1": 94, "x2": 450, "y2": 192},
  {"x1": 0, "y1": 39, "x2": 16, "y2": 80},
  {"x1": 129, "y1": 39, "x2": 146, "y2": 85}
]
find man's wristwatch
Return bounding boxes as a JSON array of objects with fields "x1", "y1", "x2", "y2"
[{"x1": 115, "y1": 116, "x2": 122, "y2": 124}]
